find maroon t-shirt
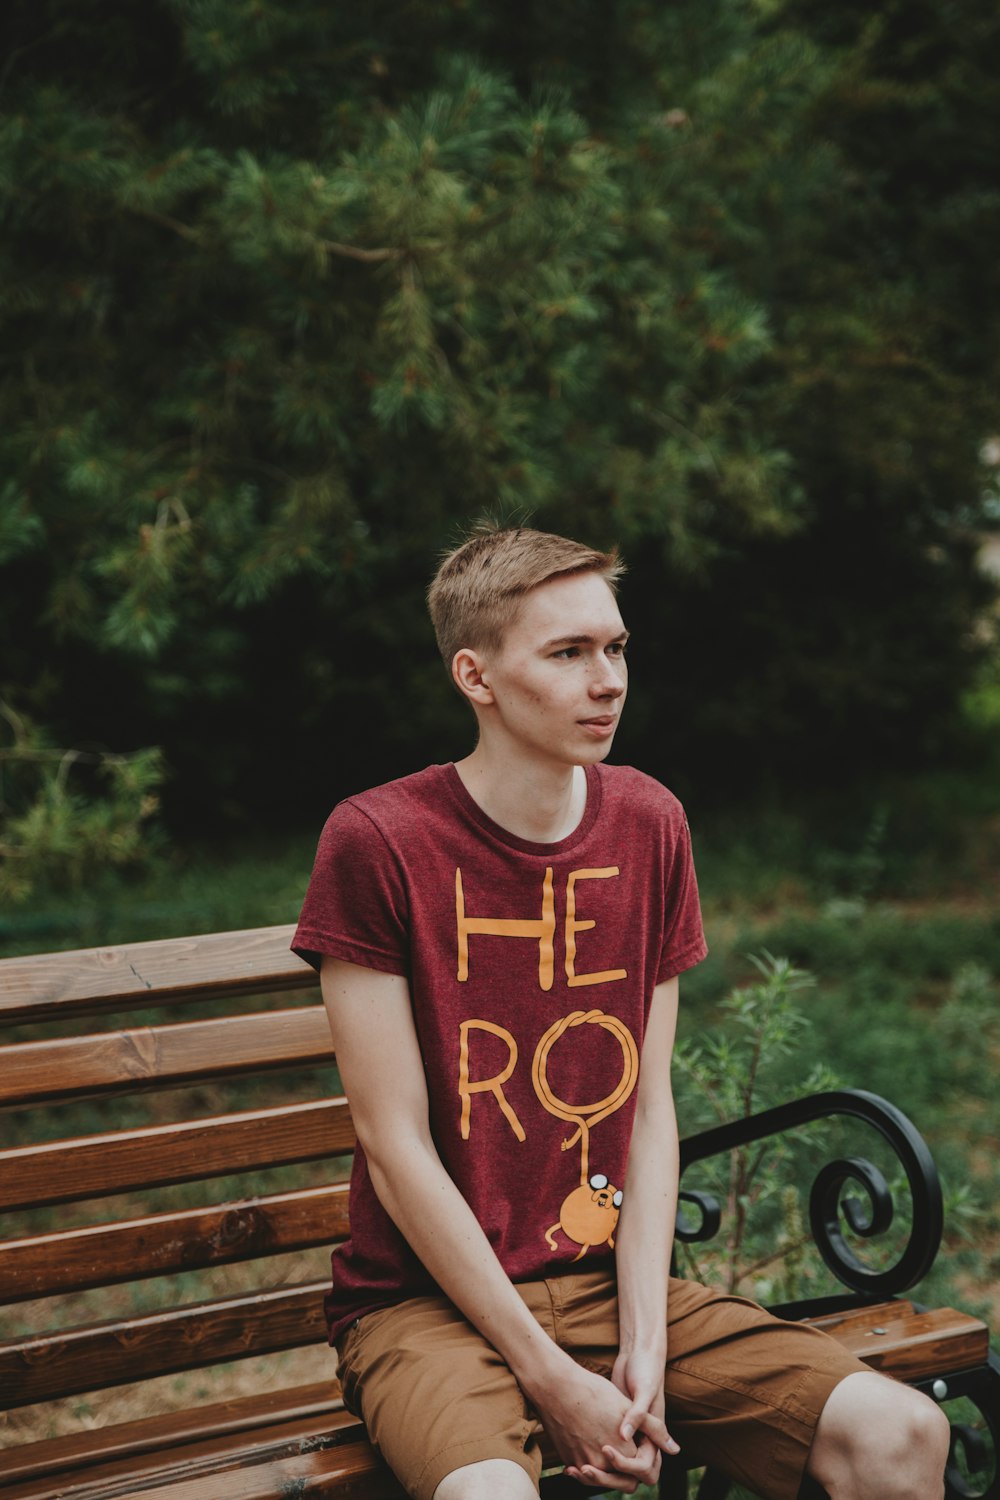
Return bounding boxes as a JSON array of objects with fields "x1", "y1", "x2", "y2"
[{"x1": 292, "y1": 761, "x2": 707, "y2": 1342}]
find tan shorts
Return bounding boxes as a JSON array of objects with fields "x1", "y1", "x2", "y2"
[{"x1": 334, "y1": 1269, "x2": 872, "y2": 1500}]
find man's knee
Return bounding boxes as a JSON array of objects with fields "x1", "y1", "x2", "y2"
[
  {"x1": 809, "y1": 1371, "x2": 950, "y2": 1496},
  {"x1": 876, "y1": 1382, "x2": 951, "y2": 1469},
  {"x1": 433, "y1": 1457, "x2": 538, "y2": 1500}
]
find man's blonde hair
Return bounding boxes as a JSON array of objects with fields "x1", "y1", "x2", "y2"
[{"x1": 427, "y1": 524, "x2": 624, "y2": 671}]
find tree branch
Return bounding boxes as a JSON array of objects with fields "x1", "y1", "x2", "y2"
[
  {"x1": 321, "y1": 239, "x2": 405, "y2": 263},
  {"x1": 321, "y1": 239, "x2": 444, "y2": 263},
  {"x1": 131, "y1": 208, "x2": 202, "y2": 242}
]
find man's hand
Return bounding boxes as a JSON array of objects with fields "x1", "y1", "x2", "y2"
[
  {"x1": 533, "y1": 1361, "x2": 673, "y2": 1492},
  {"x1": 572, "y1": 1346, "x2": 679, "y2": 1491}
]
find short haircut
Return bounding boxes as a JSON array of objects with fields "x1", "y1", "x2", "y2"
[{"x1": 427, "y1": 524, "x2": 624, "y2": 671}]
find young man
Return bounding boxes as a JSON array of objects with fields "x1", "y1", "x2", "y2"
[{"x1": 293, "y1": 526, "x2": 949, "y2": 1500}]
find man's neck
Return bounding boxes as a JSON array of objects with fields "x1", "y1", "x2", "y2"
[{"x1": 454, "y1": 749, "x2": 588, "y2": 844}]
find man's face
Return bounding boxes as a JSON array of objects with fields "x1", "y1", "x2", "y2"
[{"x1": 477, "y1": 570, "x2": 628, "y2": 767}]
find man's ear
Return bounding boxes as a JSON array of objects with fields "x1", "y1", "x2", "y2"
[{"x1": 452, "y1": 647, "x2": 495, "y2": 706}]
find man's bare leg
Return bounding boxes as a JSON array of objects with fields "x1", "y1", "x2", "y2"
[
  {"x1": 806, "y1": 1370, "x2": 951, "y2": 1499},
  {"x1": 433, "y1": 1458, "x2": 538, "y2": 1500}
]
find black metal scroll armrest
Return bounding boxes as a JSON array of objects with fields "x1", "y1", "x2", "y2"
[{"x1": 675, "y1": 1087, "x2": 944, "y2": 1300}]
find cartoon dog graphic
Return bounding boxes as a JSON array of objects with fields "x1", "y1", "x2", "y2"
[{"x1": 545, "y1": 1172, "x2": 623, "y2": 1261}]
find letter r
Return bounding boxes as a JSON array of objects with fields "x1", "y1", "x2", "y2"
[{"x1": 458, "y1": 1020, "x2": 526, "y2": 1141}]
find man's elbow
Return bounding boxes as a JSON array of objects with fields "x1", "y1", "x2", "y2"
[{"x1": 353, "y1": 1113, "x2": 433, "y2": 1203}]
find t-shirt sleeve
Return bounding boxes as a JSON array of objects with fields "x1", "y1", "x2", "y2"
[
  {"x1": 291, "y1": 799, "x2": 410, "y2": 976},
  {"x1": 656, "y1": 810, "x2": 708, "y2": 983}
]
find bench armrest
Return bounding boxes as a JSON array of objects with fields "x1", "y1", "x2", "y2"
[{"x1": 676, "y1": 1087, "x2": 944, "y2": 1302}]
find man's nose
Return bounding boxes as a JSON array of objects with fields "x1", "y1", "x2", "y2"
[{"x1": 590, "y1": 662, "x2": 626, "y2": 698}]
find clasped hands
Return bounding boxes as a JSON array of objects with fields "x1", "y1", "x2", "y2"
[{"x1": 542, "y1": 1349, "x2": 678, "y2": 1493}]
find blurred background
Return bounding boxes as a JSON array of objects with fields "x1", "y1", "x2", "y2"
[
  {"x1": 2, "y1": 0, "x2": 999, "y2": 926},
  {"x1": 2, "y1": 0, "x2": 999, "y2": 1461}
]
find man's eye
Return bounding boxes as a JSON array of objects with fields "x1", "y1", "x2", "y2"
[
  {"x1": 607, "y1": 641, "x2": 627, "y2": 657},
  {"x1": 553, "y1": 647, "x2": 579, "y2": 659}
]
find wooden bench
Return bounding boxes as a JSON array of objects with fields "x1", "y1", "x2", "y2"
[{"x1": 1, "y1": 925, "x2": 997, "y2": 1500}]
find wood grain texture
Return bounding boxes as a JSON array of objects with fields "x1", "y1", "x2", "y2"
[
  {"x1": 0, "y1": 926, "x2": 316, "y2": 1024},
  {"x1": 0, "y1": 1412, "x2": 369, "y2": 1500},
  {"x1": 0, "y1": 1382, "x2": 349, "y2": 1487},
  {"x1": 0, "y1": 1387, "x2": 563, "y2": 1499},
  {"x1": 0, "y1": 1298, "x2": 990, "y2": 1493},
  {"x1": 807, "y1": 1300, "x2": 914, "y2": 1331},
  {"x1": 0, "y1": 1380, "x2": 347, "y2": 1488},
  {"x1": 0, "y1": 1183, "x2": 349, "y2": 1301},
  {"x1": 823, "y1": 1304, "x2": 990, "y2": 1378},
  {"x1": 32, "y1": 1443, "x2": 405, "y2": 1500},
  {"x1": 0, "y1": 1099, "x2": 356, "y2": 1211},
  {"x1": 94, "y1": 1446, "x2": 407, "y2": 1500},
  {"x1": 0, "y1": 1281, "x2": 330, "y2": 1408},
  {"x1": 0, "y1": 1006, "x2": 335, "y2": 1106},
  {"x1": 3, "y1": 1422, "x2": 695, "y2": 1500}
]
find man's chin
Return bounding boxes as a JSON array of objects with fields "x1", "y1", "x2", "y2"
[{"x1": 575, "y1": 738, "x2": 617, "y2": 766}]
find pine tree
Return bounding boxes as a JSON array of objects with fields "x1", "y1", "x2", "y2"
[{"x1": 1, "y1": 0, "x2": 996, "y2": 856}]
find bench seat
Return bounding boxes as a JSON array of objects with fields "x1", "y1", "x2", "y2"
[
  {"x1": 1, "y1": 927, "x2": 996, "y2": 1500},
  {"x1": 2, "y1": 1302, "x2": 991, "y2": 1500}
]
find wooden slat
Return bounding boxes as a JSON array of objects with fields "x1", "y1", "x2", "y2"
[
  {"x1": 0, "y1": 1007, "x2": 335, "y2": 1107},
  {"x1": 0, "y1": 926, "x2": 315, "y2": 1024},
  {"x1": 0, "y1": 1382, "x2": 348, "y2": 1488},
  {"x1": 34, "y1": 1440, "x2": 403, "y2": 1500},
  {"x1": 2, "y1": 1421, "x2": 372, "y2": 1500},
  {"x1": 0, "y1": 1389, "x2": 566, "y2": 1500},
  {"x1": 820, "y1": 1304, "x2": 990, "y2": 1380},
  {"x1": 0, "y1": 1281, "x2": 329, "y2": 1408},
  {"x1": 10, "y1": 1430, "x2": 566, "y2": 1500},
  {"x1": 0, "y1": 1408, "x2": 369, "y2": 1500},
  {"x1": 2, "y1": 1305, "x2": 991, "y2": 1498},
  {"x1": 0, "y1": 1099, "x2": 356, "y2": 1212},
  {"x1": 80, "y1": 1445, "x2": 406, "y2": 1500},
  {"x1": 0, "y1": 1183, "x2": 349, "y2": 1301},
  {"x1": 807, "y1": 1300, "x2": 914, "y2": 1333},
  {"x1": 5, "y1": 1442, "x2": 572, "y2": 1500}
]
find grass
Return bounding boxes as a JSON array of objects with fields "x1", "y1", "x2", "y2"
[{"x1": 0, "y1": 829, "x2": 319, "y2": 956}]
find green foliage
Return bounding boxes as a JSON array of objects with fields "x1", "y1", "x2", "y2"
[
  {"x1": 0, "y1": 700, "x2": 165, "y2": 902},
  {"x1": 719, "y1": 906, "x2": 1000, "y2": 1319},
  {"x1": 1, "y1": 0, "x2": 998, "y2": 840},
  {"x1": 674, "y1": 927, "x2": 999, "y2": 1386},
  {"x1": 674, "y1": 952, "x2": 840, "y2": 1299},
  {"x1": 676, "y1": 951, "x2": 824, "y2": 1123},
  {"x1": 0, "y1": 829, "x2": 316, "y2": 954},
  {"x1": 671, "y1": 922, "x2": 1000, "y2": 1499}
]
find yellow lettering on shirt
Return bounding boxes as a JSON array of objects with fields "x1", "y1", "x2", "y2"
[
  {"x1": 565, "y1": 868, "x2": 628, "y2": 987},
  {"x1": 532, "y1": 1010, "x2": 639, "y2": 1182},
  {"x1": 458, "y1": 1019, "x2": 526, "y2": 1141},
  {"x1": 455, "y1": 866, "x2": 556, "y2": 991}
]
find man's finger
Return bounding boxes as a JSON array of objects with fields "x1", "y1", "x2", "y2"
[
  {"x1": 619, "y1": 1395, "x2": 654, "y2": 1442},
  {"x1": 602, "y1": 1439, "x2": 662, "y2": 1486},
  {"x1": 566, "y1": 1461, "x2": 638, "y2": 1493},
  {"x1": 634, "y1": 1408, "x2": 680, "y2": 1455}
]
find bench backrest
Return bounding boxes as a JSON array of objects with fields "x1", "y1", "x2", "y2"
[{"x1": 0, "y1": 927, "x2": 347, "y2": 1412}]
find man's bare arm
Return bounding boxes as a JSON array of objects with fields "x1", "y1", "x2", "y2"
[
  {"x1": 321, "y1": 956, "x2": 671, "y2": 1490},
  {"x1": 566, "y1": 977, "x2": 681, "y2": 1488},
  {"x1": 616, "y1": 975, "x2": 680, "y2": 1372}
]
